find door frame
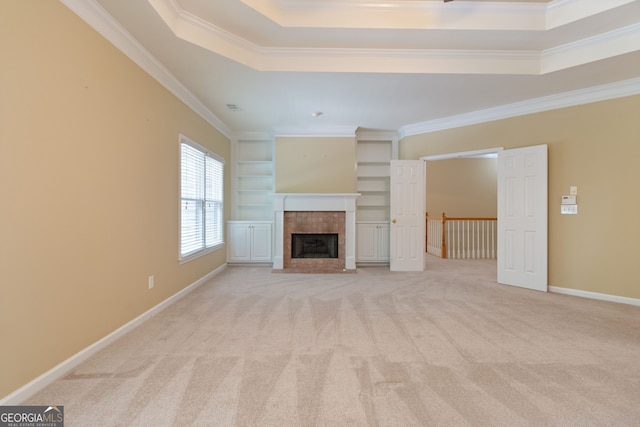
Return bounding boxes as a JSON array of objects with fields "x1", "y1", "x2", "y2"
[
  {"x1": 420, "y1": 145, "x2": 549, "y2": 292},
  {"x1": 420, "y1": 147, "x2": 504, "y2": 162},
  {"x1": 420, "y1": 147, "x2": 503, "y2": 220},
  {"x1": 420, "y1": 147, "x2": 503, "y2": 274}
]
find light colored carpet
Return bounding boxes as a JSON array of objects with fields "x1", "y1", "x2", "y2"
[{"x1": 26, "y1": 257, "x2": 640, "y2": 426}]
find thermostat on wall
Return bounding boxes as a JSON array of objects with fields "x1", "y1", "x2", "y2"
[{"x1": 561, "y1": 195, "x2": 576, "y2": 205}]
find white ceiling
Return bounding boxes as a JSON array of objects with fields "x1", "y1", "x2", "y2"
[{"x1": 63, "y1": 0, "x2": 640, "y2": 137}]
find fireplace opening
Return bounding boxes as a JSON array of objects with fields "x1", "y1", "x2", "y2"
[{"x1": 291, "y1": 233, "x2": 338, "y2": 259}]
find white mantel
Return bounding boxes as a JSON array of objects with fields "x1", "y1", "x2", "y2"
[{"x1": 273, "y1": 193, "x2": 360, "y2": 270}]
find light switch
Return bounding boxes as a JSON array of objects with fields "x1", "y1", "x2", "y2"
[
  {"x1": 561, "y1": 205, "x2": 578, "y2": 215},
  {"x1": 570, "y1": 186, "x2": 578, "y2": 195}
]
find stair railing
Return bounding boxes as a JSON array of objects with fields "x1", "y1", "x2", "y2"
[{"x1": 426, "y1": 212, "x2": 497, "y2": 259}]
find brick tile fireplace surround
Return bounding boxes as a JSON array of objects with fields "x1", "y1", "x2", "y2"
[
  {"x1": 273, "y1": 194, "x2": 359, "y2": 273},
  {"x1": 284, "y1": 211, "x2": 345, "y2": 272}
]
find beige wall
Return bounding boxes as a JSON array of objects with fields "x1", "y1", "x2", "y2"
[
  {"x1": 0, "y1": 1, "x2": 230, "y2": 398},
  {"x1": 401, "y1": 95, "x2": 640, "y2": 299},
  {"x1": 275, "y1": 136, "x2": 356, "y2": 193},
  {"x1": 2, "y1": 0, "x2": 638, "y2": 403},
  {"x1": 426, "y1": 158, "x2": 497, "y2": 218}
]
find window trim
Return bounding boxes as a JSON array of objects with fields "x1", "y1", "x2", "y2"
[{"x1": 179, "y1": 134, "x2": 225, "y2": 262}]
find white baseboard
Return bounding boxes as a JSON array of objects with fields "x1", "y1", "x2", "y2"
[
  {"x1": 549, "y1": 286, "x2": 640, "y2": 307},
  {"x1": 0, "y1": 264, "x2": 227, "y2": 405}
]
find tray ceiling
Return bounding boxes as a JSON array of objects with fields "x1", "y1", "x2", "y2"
[{"x1": 63, "y1": 0, "x2": 640, "y2": 135}]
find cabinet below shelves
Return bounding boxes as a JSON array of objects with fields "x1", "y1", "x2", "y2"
[
  {"x1": 227, "y1": 221, "x2": 273, "y2": 263},
  {"x1": 356, "y1": 222, "x2": 390, "y2": 263}
]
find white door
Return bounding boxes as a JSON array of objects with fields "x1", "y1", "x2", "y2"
[
  {"x1": 390, "y1": 160, "x2": 425, "y2": 271},
  {"x1": 497, "y1": 145, "x2": 548, "y2": 291}
]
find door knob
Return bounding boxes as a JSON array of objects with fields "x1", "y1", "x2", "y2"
[{"x1": 391, "y1": 219, "x2": 397, "y2": 223}]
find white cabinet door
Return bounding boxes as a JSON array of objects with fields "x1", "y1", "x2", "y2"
[
  {"x1": 250, "y1": 223, "x2": 272, "y2": 261},
  {"x1": 228, "y1": 222, "x2": 252, "y2": 262},
  {"x1": 357, "y1": 223, "x2": 378, "y2": 262},
  {"x1": 228, "y1": 221, "x2": 272, "y2": 262},
  {"x1": 356, "y1": 222, "x2": 390, "y2": 263},
  {"x1": 378, "y1": 223, "x2": 390, "y2": 261}
]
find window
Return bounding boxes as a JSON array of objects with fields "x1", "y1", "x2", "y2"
[{"x1": 180, "y1": 136, "x2": 224, "y2": 259}]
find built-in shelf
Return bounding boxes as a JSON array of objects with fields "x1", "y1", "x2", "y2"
[
  {"x1": 232, "y1": 137, "x2": 274, "y2": 221},
  {"x1": 356, "y1": 136, "x2": 397, "y2": 222}
]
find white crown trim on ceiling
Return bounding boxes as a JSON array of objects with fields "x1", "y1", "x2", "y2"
[
  {"x1": 62, "y1": 0, "x2": 639, "y2": 139},
  {"x1": 60, "y1": 0, "x2": 234, "y2": 139},
  {"x1": 238, "y1": 0, "x2": 547, "y2": 30},
  {"x1": 147, "y1": 0, "x2": 639, "y2": 75},
  {"x1": 240, "y1": 0, "x2": 636, "y2": 31},
  {"x1": 541, "y1": 23, "x2": 640, "y2": 73},
  {"x1": 399, "y1": 77, "x2": 640, "y2": 138},
  {"x1": 547, "y1": 0, "x2": 636, "y2": 28},
  {"x1": 273, "y1": 125, "x2": 359, "y2": 138}
]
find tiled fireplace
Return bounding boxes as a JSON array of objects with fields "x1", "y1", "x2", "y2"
[
  {"x1": 284, "y1": 211, "x2": 344, "y2": 271},
  {"x1": 273, "y1": 194, "x2": 359, "y2": 273}
]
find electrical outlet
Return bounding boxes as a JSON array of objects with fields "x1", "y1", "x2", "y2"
[{"x1": 148, "y1": 275, "x2": 154, "y2": 289}]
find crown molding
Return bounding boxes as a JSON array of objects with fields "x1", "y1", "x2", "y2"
[
  {"x1": 356, "y1": 130, "x2": 399, "y2": 141},
  {"x1": 241, "y1": 0, "x2": 638, "y2": 31},
  {"x1": 399, "y1": 77, "x2": 640, "y2": 139},
  {"x1": 273, "y1": 126, "x2": 359, "y2": 137},
  {"x1": 241, "y1": 0, "x2": 546, "y2": 30},
  {"x1": 546, "y1": 0, "x2": 637, "y2": 29},
  {"x1": 147, "y1": 0, "x2": 638, "y2": 75},
  {"x1": 60, "y1": 0, "x2": 233, "y2": 139},
  {"x1": 542, "y1": 24, "x2": 640, "y2": 73},
  {"x1": 232, "y1": 131, "x2": 274, "y2": 141},
  {"x1": 149, "y1": 0, "x2": 542, "y2": 74},
  {"x1": 258, "y1": 48, "x2": 540, "y2": 74},
  {"x1": 59, "y1": 0, "x2": 640, "y2": 142}
]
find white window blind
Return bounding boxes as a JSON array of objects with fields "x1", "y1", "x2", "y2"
[{"x1": 180, "y1": 138, "x2": 224, "y2": 259}]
